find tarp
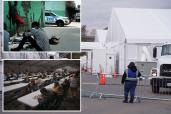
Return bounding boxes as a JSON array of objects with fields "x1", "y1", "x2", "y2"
[{"x1": 106, "y1": 8, "x2": 171, "y2": 44}]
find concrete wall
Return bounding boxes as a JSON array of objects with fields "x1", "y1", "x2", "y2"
[
  {"x1": 4, "y1": 1, "x2": 45, "y2": 35},
  {"x1": 45, "y1": 1, "x2": 66, "y2": 16}
]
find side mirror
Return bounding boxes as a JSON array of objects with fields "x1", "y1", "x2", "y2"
[{"x1": 153, "y1": 47, "x2": 157, "y2": 58}]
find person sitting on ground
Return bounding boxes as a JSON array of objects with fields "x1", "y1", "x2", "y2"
[{"x1": 11, "y1": 21, "x2": 50, "y2": 51}]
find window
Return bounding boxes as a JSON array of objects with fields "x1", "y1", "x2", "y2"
[
  {"x1": 161, "y1": 44, "x2": 171, "y2": 56},
  {"x1": 45, "y1": 13, "x2": 50, "y2": 16}
]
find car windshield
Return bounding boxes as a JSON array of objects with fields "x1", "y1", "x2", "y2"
[{"x1": 161, "y1": 44, "x2": 171, "y2": 56}]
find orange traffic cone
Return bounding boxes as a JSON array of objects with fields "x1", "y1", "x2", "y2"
[{"x1": 99, "y1": 73, "x2": 106, "y2": 85}]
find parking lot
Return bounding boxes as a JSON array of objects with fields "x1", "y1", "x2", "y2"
[{"x1": 81, "y1": 72, "x2": 171, "y2": 114}]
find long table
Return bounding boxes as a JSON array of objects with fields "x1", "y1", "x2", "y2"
[
  {"x1": 17, "y1": 76, "x2": 69, "y2": 108},
  {"x1": 4, "y1": 78, "x2": 24, "y2": 85},
  {"x1": 4, "y1": 83, "x2": 29, "y2": 93}
]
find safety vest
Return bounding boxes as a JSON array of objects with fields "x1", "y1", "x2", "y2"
[{"x1": 126, "y1": 69, "x2": 138, "y2": 81}]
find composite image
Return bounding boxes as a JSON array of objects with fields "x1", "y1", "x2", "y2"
[{"x1": 1, "y1": 0, "x2": 171, "y2": 114}]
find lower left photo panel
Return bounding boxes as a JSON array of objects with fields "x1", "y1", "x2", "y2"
[{"x1": 3, "y1": 60, "x2": 80, "y2": 111}]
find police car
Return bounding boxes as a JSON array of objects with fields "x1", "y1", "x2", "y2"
[{"x1": 45, "y1": 10, "x2": 70, "y2": 27}]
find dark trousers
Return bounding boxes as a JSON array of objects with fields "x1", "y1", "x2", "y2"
[
  {"x1": 16, "y1": 35, "x2": 42, "y2": 51},
  {"x1": 124, "y1": 81, "x2": 137, "y2": 99}
]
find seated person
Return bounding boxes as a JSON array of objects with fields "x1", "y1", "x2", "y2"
[
  {"x1": 13, "y1": 73, "x2": 18, "y2": 79},
  {"x1": 23, "y1": 76, "x2": 30, "y2": 83},
  {"x1": 69, "y1": 73, "x2": 79, "y2": 97},
  {"x1": 52, "y1": 72, "x2": 59, "y2": 83},
  {"x1": 11, "y1": 21, "x2": 50, "y2": 51},
  {"x1": 52, "y1": 82, "x2": 64, "y2": 97},
  {"x1": 34, "y1": 88, "x2": 56, "y2": 110},
  {"x1": 61, "y1": 79, "x2": 70, "y2": 97},
  {"x1": 35, "y1": 76, "x2": 43, "y2": 88},
  {"x1": 29, "y1": 79, "x2": 38, "y2": 92}
]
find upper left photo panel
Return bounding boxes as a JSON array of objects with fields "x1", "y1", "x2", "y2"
[{"x1": 3, "y1": 0, "x2": 81, "y2": 52}]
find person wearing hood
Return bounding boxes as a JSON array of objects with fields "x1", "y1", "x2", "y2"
[{"x1": 121, "y1": 62, "x2": 141, "y2": 103}]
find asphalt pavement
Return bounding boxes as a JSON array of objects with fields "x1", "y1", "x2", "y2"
[{"x1": 44, "y1": 22, "x2": 80, "y2": 51}]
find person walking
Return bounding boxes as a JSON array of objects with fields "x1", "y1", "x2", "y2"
[{"x1": 121, "y1": 62, "x2": 141, "y2": 103}]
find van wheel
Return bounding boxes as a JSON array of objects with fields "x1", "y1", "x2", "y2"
[
  {"x1": 152, "y1": 86, "x2": 160, "y2": 93},
  {"x1": 56, "y1": 20, "x2": 64, "y2": 27}
]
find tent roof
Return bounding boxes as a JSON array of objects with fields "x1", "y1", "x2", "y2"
[
  {"x1": 109, "y1": 8, "x2": 171, "y2": 44},
  {"x1": 95, "y1": 30, "x2": 107, "y2": 42}
]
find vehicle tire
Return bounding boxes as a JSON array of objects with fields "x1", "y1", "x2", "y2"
[
  {"x1": 152, "y1": 86, "x2": 160, "y2": 93},
  {"x1": 56, "y1": 20, "x2": 64, "y2": 27}
]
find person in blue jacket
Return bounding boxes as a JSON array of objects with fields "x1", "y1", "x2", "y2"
[{"x1": 121, "y1": 62, "x2": 141, "y2": 103}]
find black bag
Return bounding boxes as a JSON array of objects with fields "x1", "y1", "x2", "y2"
[{"x1": 49, "y1": 36, "x2": 60, "y2": 45}]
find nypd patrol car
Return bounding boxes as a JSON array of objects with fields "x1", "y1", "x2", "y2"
[{"x1": 45, "y1": 10, "x2": 70, "y2": 27}]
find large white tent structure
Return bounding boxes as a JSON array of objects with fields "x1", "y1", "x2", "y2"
[{"x1": 106, "y1": 8, "x2": 171, "y2": 74}]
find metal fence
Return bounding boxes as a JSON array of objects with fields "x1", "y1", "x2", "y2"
[{"x1": 82, "y1": 72, "x2": 171, "y2": 102}]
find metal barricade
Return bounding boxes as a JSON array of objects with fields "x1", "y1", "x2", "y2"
[
  {"x1": 136, "y1": 76, "x2": 171, "y2": 101},
  {"x1": 87, "y1": 73, "x2": 124, "y2": 99},
  {"x1": 82, "y1": 72, "x2": 171, "y2": 102}
]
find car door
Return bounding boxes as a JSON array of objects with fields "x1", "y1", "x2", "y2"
[{"x1": 45, "y1": 12, "x2": 56, "y2": 24}]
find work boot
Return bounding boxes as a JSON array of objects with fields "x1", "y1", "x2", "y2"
[
  {"x1": 129, "y1": 97, "x2": 134, "y2": 103},
  {"x1": 123, "y1": 97, "x2": 128, "y2": 103}
]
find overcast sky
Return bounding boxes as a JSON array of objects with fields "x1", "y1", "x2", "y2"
[{"x1": 82, "y1": 0, "x2": 171, "y2": 29}]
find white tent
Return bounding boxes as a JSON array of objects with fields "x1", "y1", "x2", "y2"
[
  {"x1": 81, "y1": 30, "x2": 115, "y2": 73},
  {"x1": 106, "y1": 8, "x2": 171, "y2": 73},
  {"x1": 95, "y1": 30, "x2": 107, "y2": 42},
  {"x1": 106, "y1": 8, "x2": 171, "y2": 44}
]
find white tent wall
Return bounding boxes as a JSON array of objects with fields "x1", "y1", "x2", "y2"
[
  {"x1": 106, "y1": 9, "x2": 126, "y2": 47},
  {"x1": 95, "y1": 30, "x2": 107, "y2": 44},
  {"x1": 106, "y1": 8, "x2": 171, "y2": 74},
  {"x1": 80, "y1": 51, "x2": 93, "y2": 71},
  {"x1": 87, "y1": 51, "x2": 92, "y2": 70},
  {"x1": 80, "y1": 55, "x2": 87, "y2": 69},
  {"x1": 92, "y1": 49, "x2": 107, "y2": 73},
  {"x1": 106, "y1": 53, "x2": 115, "y2": 74}
]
